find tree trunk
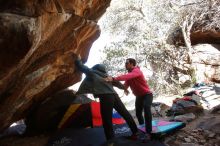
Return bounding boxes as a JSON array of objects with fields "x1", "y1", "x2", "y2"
[{"x1": 181, "y1": 15, "x2": 194, "y2": 64}]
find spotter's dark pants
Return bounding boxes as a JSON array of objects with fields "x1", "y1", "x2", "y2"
[{"x1": 135, "y1": 93, "x2": 153, "y2": 134}]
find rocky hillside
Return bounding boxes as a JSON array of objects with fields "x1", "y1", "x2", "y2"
[{"x1": 166, "y1": 1, "x2": 220, "y2": 85}]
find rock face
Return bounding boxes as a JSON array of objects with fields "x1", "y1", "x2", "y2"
[
  {"x1": 0, "y1": 0, "x2": 111, "y2": 132},
  {"x1": 192, "y1": 44, "x2": 220, "y2": 83},
  {"x1": 167, "y1": 29, "x2": 220, "y2": 83}
]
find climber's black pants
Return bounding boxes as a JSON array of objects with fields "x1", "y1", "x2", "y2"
[{"x1": 98, "y1": 93, "x2": 138, "y2": 140}]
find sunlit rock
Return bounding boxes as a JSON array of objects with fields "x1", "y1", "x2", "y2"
[{"x1": 0, "y1": 0, "x2": 111, "y2": 132}]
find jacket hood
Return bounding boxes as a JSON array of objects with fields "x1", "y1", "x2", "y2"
[{"x1": 92, "y1": 64, "x2": 107, "y2": 74}]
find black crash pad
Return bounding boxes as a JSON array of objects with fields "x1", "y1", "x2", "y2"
[{"x1": 46, "y1": 124, "x2": 166, "y2": 146}]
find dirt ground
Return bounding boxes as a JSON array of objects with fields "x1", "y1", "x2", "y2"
[
  {"x1": 0, "y1": 112, "x2": 214, "y2": 146},
  {"x1": 0, "y1": 134, "x2": 50, "y2": 146},
  {"x1": 0, "y1": 91, "x2": 219, "y2": 146}
]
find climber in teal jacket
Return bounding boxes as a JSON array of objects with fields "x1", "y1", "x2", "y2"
[
  {"x1": 75, "y1": 59, "x2": 123, "y2": 96},
  {"x1": 75, "y1": 57, "x2": 138, "y2": 141}
]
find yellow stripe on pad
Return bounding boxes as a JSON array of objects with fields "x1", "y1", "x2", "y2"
[{"x1": 58, "y1": 104, "x2": 81, "y2": 129}]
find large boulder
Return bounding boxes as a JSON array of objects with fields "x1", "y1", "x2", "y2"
[{"x1": 0, "y1": 0, "x2": 111, "y2": 132}]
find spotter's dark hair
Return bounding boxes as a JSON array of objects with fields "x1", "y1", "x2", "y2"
[{"x1": 126, "y1": 58, "x2": 136, "y2": 66}]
